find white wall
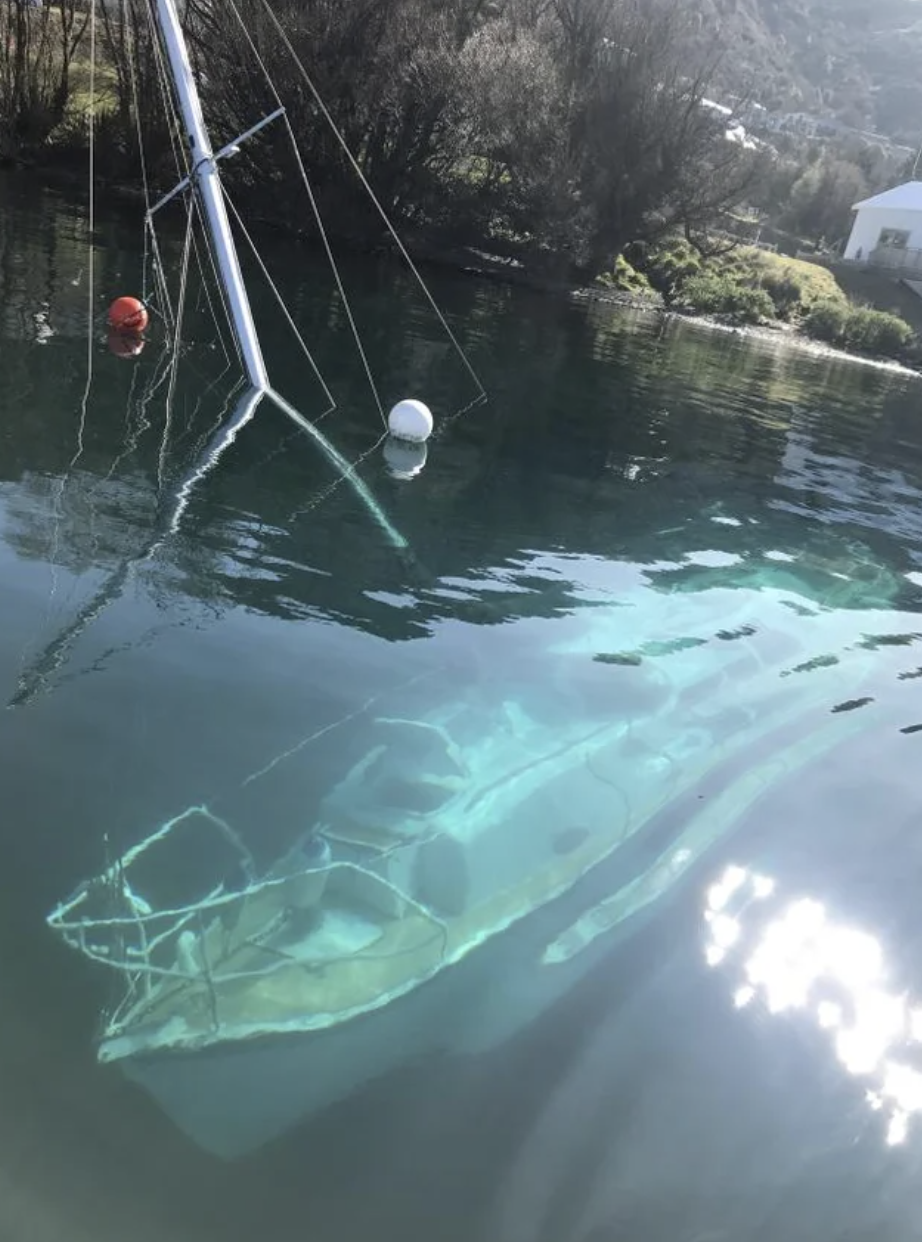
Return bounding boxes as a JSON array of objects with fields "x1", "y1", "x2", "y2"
[{"x1": 844, "y1": 207, "x2": 922, "y2": 260}]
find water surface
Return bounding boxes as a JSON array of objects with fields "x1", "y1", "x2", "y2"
[{"x1": 3, "y1": 172, "x2": 922, "y2": 1241}]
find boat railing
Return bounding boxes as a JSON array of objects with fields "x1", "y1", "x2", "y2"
[{"x1": 46, "y1": 804, "x2": 444, "y2": 1039}]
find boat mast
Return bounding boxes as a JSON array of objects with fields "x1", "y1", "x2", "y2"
[
  {"x1": 152, "y1": 0, "x2": 408, "y2": 551},
  {"x1": 154, "y1": 0, "x2": 269, "y2": 392}
]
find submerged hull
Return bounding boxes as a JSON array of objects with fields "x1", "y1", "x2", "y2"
[
  {"x1": 46, "y1": 561, "x2": 896, "y2": 1155},
  {"x1": 122, "y1": 704, "x2": 868, "y2": 1158}
]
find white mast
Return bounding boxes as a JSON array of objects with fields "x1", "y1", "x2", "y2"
[
  {"x1": 154, "y1": 0, "x2": 269, "y2": 391},
  {"x1": 151, "y1": 0, "x2": 408, "y2": 551}
]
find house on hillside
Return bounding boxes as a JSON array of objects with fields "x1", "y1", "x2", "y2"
[{"x1": 843, "y1": 182, "x2": 922, "y2": 276}]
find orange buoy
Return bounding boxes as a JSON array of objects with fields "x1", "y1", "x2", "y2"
[
  {"x1": 107, "y1": 296, "x2": 148, "y2": 333},
  {"x1": 107, "y1": 330, "x2": 146, "y2": 359}
]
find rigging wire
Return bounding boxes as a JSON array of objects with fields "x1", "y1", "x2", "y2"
[
  {"x1": 126, "y1": 14, "x2": 153, "y2": 310},
  {"x1": 141, "y1": 2, "x2": 235, "y2": 489},
  {"x1": 111, "y1": 0, "x2": 243, "y2": 540},
  {"x1": 190, "y1": 191, "x2": 241, "y2": 361},
  {"x1": 73, "y1": 0, "x2": 98, "y2": 474},
  {"x1": 143, "y1": 0, "x2": 198, "y2": 342},
  {"x1": 222, "y1": 185, "x2": 335, "y2": 416},
  {"x1": 145, "y1": 0, "x2": 249, "y2": 374},
  {"x1": 145, "y1": 213, "x2": 177, "y2": 334},
  {"x1": 140, "y1": 0, "x2": 193, "y2": 497},
  {"x1": 159, "y1": 194, "x2": 195, "y2": 491},
  {"x1": 47, "y1": 0, "x2": 97, "y2": 589},
  {"x1": 139, "y1": 0, "x2": 192, "y2": 334},
  {"x1": 282, "y1": 111, "x2": 384, "y2": 424},
  {"x1": 96, "y1": 16, "x2": 170, "y2": 497},
  {"x1": 95, "y1": 3, "x2": 227, "y2": 533},
  {"x1": 251, "y1": 0, "x2": 486, "y2": 402},
  {"x1": 144, "y1": 0, "x2": 245, "y2": 429},
  {"x1": 144, "y1": 0, "x2": 188, "y2": 184},
  {"x1": 190, "y1": 214, "x2": 234, "y2": 368},
  {"x1": 220, "y1": 0, "x2": 395, "y2": 426},
  {"x1": 165, "y1": 333, "x2": 242, "y2": 455}
]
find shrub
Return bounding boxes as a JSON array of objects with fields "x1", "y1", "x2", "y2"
[
  {"x1": 803, "y1": 299, "x2": 849, "y2": 344},
  {"x1": 679, "y1": 272, "x2": 774, "y2": 322},
  {"x1": 802, "y1": 301, "x2": 915, "y2": 359},
  {"x1": 746, "y1": 251, "x2": 844, "y2": 302},
  {"x1": 729, "y1": 285, "x2": 776, "y2": 323},
  {"x1": 635, "y1": 238, "x2": 702, "y2": 298},
  {"x1": 844, "y1": 307, "x2": 914, "y2": 357},
  {"x1": 678, "y1": 271, "x2": 729, "y2": 314},
  {"x1": 759, "y1": 270, "x2": 803, "y2": 319},
  {"x1": 597, "y1": 254, "x2": 655, "y2": 295},
  {"x1": 730, "y1": 250, "x2": 848, "y2": 321}
]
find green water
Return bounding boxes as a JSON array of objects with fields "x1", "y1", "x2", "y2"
[{"x1": 4, "y1": 171, "x2": 922, "y2": 1239}]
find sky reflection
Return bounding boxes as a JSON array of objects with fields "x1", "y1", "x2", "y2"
[{"x1": 705, "y1": 864, "x2": 922, "y2": 1147}]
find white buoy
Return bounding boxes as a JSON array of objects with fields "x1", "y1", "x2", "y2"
[
  {"x1": 388, "y1": 398, "x2": 433, "y2": 443},
  {"x1": 383, "y1": 436, "x2": 428, "y2": 480}
]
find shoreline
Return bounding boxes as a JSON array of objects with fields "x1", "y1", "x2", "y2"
[
  {"x1": 663, "y1": 309, "x2": 921, "y2": 377},
  {"x1": 666, "y1": 314, "x2": 921, "y2": 376},
  {"x1": 4, "y1": 162, "x2": 919, "y2": 379},
  {"x1": 569, "y1": 287, "x2": 922, "y2": 377}
]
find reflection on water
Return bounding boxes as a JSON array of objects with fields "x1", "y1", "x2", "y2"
[{"x1": 706, "y1": 865, "x2": 922, "y2": 1148}]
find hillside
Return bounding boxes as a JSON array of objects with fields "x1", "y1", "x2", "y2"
[{"x1": 691, "y1": 0, "x2": 922, "y2": 143}]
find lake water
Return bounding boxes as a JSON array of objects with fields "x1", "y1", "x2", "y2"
[{"x1": 5, "y1": 171, "x2": 922, "y2": 1241}]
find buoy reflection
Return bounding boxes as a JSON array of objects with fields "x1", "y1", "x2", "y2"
[
  {"x1": 383, "y1": 435, "x2": 427, "y2": 479},
  {"x1": 107, "y1": 330, "x2": 146, "y2": 359},
  {"x1": 705, "y1": 865, "x2": 922, "y2": 1146}
]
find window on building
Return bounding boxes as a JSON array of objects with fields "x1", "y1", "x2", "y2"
[{"x1": 878, "y1": 228, "x2": 911, "y2": 249}]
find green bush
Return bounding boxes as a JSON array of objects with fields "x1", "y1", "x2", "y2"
[
  {"x1": 677, "y1": 272, "x2": 728, "y2": 314},
  {"x1": 679, "y1": 272, "x2": 774, "y2": 322},
  {"x1": 844, "y1": 307, "x2": 914, "y2": 357},
  {"x1": 759, "y1": 270, "x2": 804, "y2": 319},
  {"x1": 800, "y1": 299, "x2": 919, "y2": 357},
  {"x1": 597, "y1": 254, "x2": 655, "y2": 295},
  {"x1": 635, "y1": 238, "x2": 702, "y2": 298},
  {"x1": 729, "y1": 285, "x2": 776, "y2": 323},
  {"x1": 803, "y1": 299, "x2": 849, "y2": 344},
  {"x1": 628, "y1": 237, "x2": 915, "y2": 352},
  {"x1": 804, "y1": 301, "x2": 915, "y2": 358}
]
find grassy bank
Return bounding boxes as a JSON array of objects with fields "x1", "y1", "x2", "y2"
[{"x1": 600, "y1": 241, "x2": 919, "y2": 365}]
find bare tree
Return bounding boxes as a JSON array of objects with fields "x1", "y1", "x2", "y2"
[
  {"x1": 96, "y1": 0, "x2": 176, "y2": 185},
  {"x1": 0, "y1": 0, "x2": 90, "y2": 158}
]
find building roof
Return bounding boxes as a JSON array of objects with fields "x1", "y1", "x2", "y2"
[{"x1": 853, "y1": 181, "x2": 922, "y2": 212}]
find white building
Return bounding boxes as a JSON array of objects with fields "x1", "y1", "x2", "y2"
[{"x1": 844, "y1": 182, "x2": 922, "y2": 266}]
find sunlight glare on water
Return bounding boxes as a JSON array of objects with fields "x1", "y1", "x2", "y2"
[{"x1": 706, "y1": 864, "x2": 922, "y2": 1148}]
